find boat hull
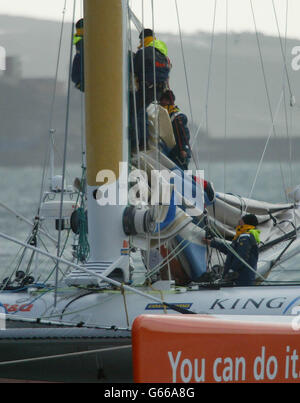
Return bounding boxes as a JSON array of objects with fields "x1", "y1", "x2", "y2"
[
  {"x1": 0, "y1": 283, "x2": 299, "y2": 382},
  {"x1": 0, "y1": 326, "x2": 132, "y2": 383},
  {"x1": 1, "y1": 284, "x2": 300, "y2": 328}
]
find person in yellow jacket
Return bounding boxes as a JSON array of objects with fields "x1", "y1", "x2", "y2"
[
  {"x1": 203, "y1": 214, "x2": 260, "y2": 286},
  {"x1": 71, "y1": 19, "x2": 84, "y2": 91},
  {"x1": 133, "y1": 28, "x2": 171, "y2": 109},
  {"x1": 130, "y1": 29, "x2": 171, "y2": 149}
]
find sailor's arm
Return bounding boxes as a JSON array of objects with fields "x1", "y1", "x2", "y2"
[
  {"x1": 231, "y1": 235, "x2": 253, "y2": 273},
  {"x1": 202, "y1": 238, "x2": 230, "y2": 255}
]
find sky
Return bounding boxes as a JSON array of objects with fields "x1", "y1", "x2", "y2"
[{"x1": 1, "y1": 0, "x2": 300, "y2": 39}]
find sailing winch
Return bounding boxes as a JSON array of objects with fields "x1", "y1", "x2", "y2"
[{"x1": 123, "y1": 205, "x2": 156, "y2": 236}]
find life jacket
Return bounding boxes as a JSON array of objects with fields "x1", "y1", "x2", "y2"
[
  {"x1": 233, "y1": 225, "x2": 261, "y2": 243},
  {"x1": 134, "y1": 39, "x2": 170, "y2": 84},
  {"x1": 73, "y1": 34, "x2": 83, "y2": 46},
  {"x1": 72, "y1": 35, "x2": 84, "y2": 91},
  {"x1": 148, "y1": 40, "x2": 170, "y2": 83}
]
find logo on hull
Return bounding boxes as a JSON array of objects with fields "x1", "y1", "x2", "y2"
[
  {"x1": 145, "y1": 303, "x2": 193, "y2": 310},
  {"x1": 209, "y1": 297, "x2": 287, "y2": 311}
]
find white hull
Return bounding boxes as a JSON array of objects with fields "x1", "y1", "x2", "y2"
[{"x1": 2, "y1": 284, "x2": 300, "y2": 329}]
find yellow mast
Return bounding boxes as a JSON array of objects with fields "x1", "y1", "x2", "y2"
[
  {"x1": 77, "y1": 0, "x2": 129, "y2": 279},
  {"x1": 85, "y1": 0, "x2": 124, "y2": 186}
]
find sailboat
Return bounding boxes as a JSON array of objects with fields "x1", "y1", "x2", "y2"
[{"x1": 0, "y1": 0, "x2": 300, "y2": 382}]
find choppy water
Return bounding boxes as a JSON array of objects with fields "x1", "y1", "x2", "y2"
[
  {"x1": 0, "y1": 160, "x2": 299, "y2": 282},
  {"x1": 0, "y1": 164, "x2": 82, "y2": 282}
]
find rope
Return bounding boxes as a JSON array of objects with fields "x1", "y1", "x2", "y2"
[
  {"x1": 121, "y1": 284, "x2": 130, "y2": 328},
  {"x1": 37, "y1": 0, "x2": 68, "y2": 216},
  {"x1": 174, "y1": 0, "x2": 194, "y2": 127},
  {"x1": 223, "y1": 0, "x2": 229, "y2": 235},
  {"x1": 281, "y1": 0, "x2": 295, "y2": 233},
  {"x1": 248, "y1": 0, "x2": 288, "y2": 203},
  {"x1": 128, "y1": 5, "x2": 143, "y2": 31},
  {"x1": 166, "y1": 243, "x2": 171, "y2": 280},
  {"x1": 54, "y1": 0, "x2": 77, "y2": 307},
  {"x1": 14, "y1": 1, "x2": 69, "y2": 295},
  {"x1": 141, "y1": 0, "x2": 147, "y2": 156},
  {"x1": 271, "y1": 0, "x2": 294, "y2": 106},
  {"x1": 0, "y1": 231, "x2": 197, "y2": 312},
  {"x1": 149, "y1": 0, "x2": 163, "y2": 262},
  {"x1": 0, "y1": 345, "x2": 131, "y2": 367},
  {"x1": 273, "y1": 0, "x2": 296, "y2": 215},
  {"x1": 0, "y1": 202, "x2": 56, "y2": 245},
  {"x1": 205, "y1": 0, "x2": 218, "y2": 181},
  {"x1": 6, "y1": 312, "x2": 129, "y2": 331},
  {"x1": 247, "y1": 90, "x2": 284, "y2": 202},
  {"x1": 128, "y1": 12, "x2": 141, "y2": 169},
  {"x1": 174, "y1": 0, "x2": 199, "y2": 170}
]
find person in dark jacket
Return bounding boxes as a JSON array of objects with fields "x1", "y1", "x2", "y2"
[
  {"x1": 160, "y1": 90, "x2": 191, "y2": 170},
  {"x1": 203, "y1": 214, "x2": 260, "y2": 286},
  {"x1": 133, "y1": 28, "x2": 171, "y2": 110},
  {"x1": 72, "y1": 18, "x2": 84, "y2": 92},
  {"x1": 129, "y1": 29, "x2": 171, "y2": 150}
]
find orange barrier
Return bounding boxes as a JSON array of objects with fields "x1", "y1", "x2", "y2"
[{"x1": 132, "y1": 314, "x2": 300, "y2": 383}]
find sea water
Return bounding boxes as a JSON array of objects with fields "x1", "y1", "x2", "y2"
[{"x1": 0, "y1": 161, "x2": 299, "y2": 282}]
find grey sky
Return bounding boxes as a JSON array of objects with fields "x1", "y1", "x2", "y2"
[{"x1": 0, "y1": 0, "x2": 300, "y2": 39}]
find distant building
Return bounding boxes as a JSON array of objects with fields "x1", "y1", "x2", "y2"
[
  {"x1": 0, "y1": 46, "x2": 6, "y2": 71},
  {"x1": 2, "y1": 55, "x2": 22, "y2": 85}
]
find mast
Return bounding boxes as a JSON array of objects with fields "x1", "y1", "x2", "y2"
[{"x1": 79, "y1": 0, "x2": 129, "y2": 282}]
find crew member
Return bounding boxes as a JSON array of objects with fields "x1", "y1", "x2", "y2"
[
  {"x1": 72, "y1": 18, "x2": 84, "y2": 92},
  {"x1": 160, "y1": 90, "x2": 191, "y2": 170},
  {"x1": 130, "y1": 29, "x2": 171, "y2": 150},
  {"x1": 133, "y1": 28, "x2": 171, "y2": 110},
  {"x1": 203, "y1": 213, "x2": 260, "y2": 286}
]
